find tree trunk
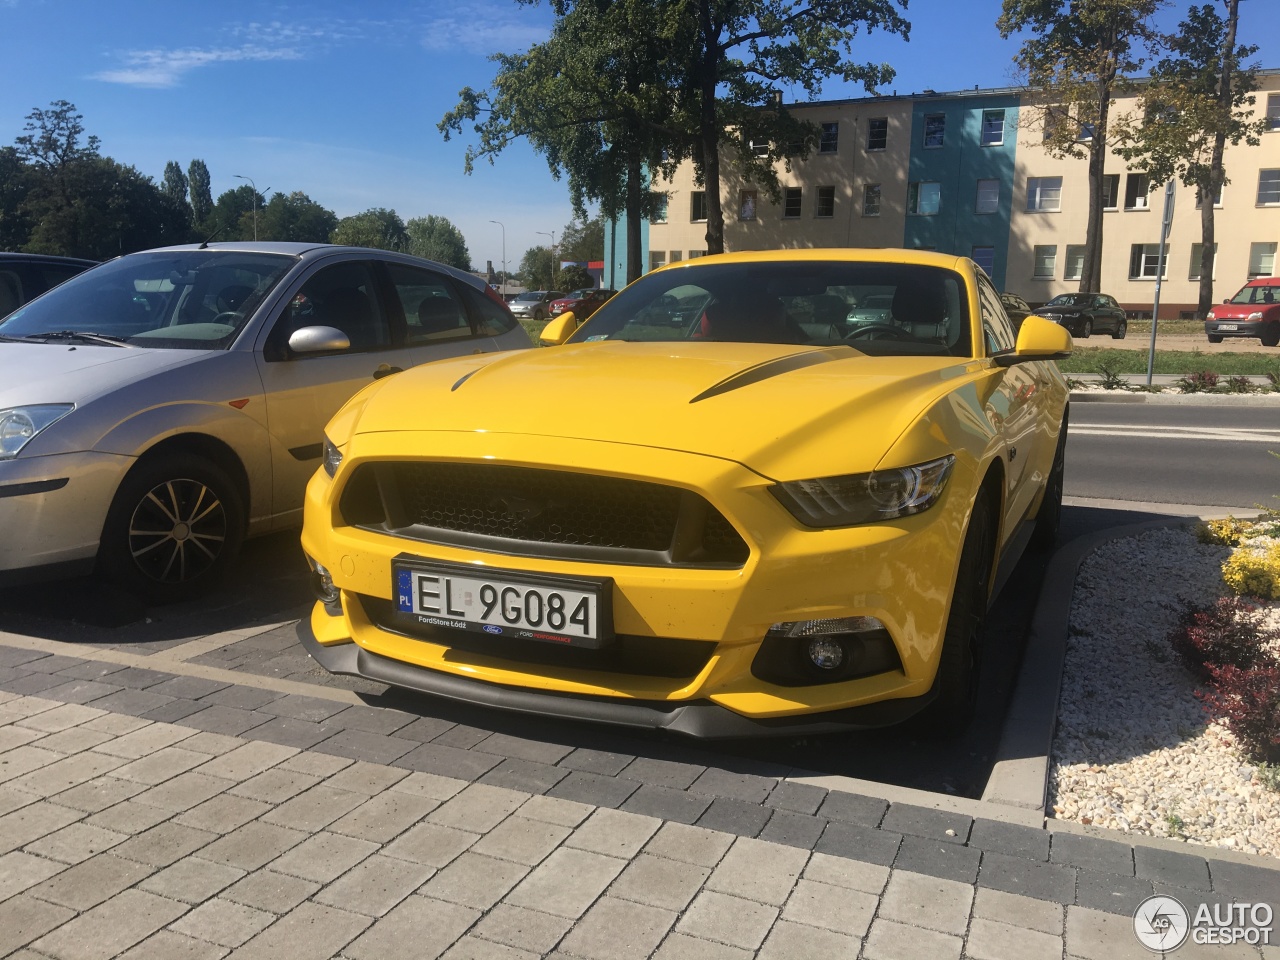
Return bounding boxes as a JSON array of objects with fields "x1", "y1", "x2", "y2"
[
  {"x1": 1200, "y1": 0, "x2": 1239, "y2": 318},
  {"x1": 625, "y1": 150, "x2": 643, "y2": 285},
  {"x1": 1079, "y1": 77, "x2": 1112, "y2": 294},
  {"x1": 697, "y1": 0, "x2": 725, "y2": 255}
]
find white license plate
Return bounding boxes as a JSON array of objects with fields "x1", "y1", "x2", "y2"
[
  {"x1": 1218, "y1": 324, "x2": 1238, "y2": 331},
  {"x1": 394, "y1": 560, "x2": 613, "y2": 647}
]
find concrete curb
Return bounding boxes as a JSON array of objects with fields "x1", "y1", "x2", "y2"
[{"x1": 1069, "y1": 389, "x2": 1280, "y2": 406}]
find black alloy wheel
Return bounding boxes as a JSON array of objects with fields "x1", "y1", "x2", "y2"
[
  {"x1": 1080, "y1": 318, "x2": 1093, "y2": 338},
  {"x1": 1263, "y1": 324, "x2": 1280, "y2": 348},
  {"x1": 1031, "y1": 414, "x2": 1068, "y2": 551},
  {"x1": 1208, "y1": 334, "x2": 1224, "y2": 344},
  {"x1": 1112, "y1": 319, "x2": 1127, "y2": 340}
]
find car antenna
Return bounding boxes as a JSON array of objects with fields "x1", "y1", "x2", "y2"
[{"x1": 198, "y1": 224, "x2": 228, "y2": 250}]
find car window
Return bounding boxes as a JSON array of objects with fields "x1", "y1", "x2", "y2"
[
  {"x1": 457, "y1": 283, "x2": 518, "y2": 336},
  {"x1": 273, "y1": 260, "x2": 391, "y2": 356},
  {"x1": 0, "y1": 270, "x2": 21, "y2": 316},
  {"x1": 0, "y1": 251, "x2": 294, "y2": 349},
  {"x1": 386, "y1": 263, "x2": 475, "y2": 344},
  {"x1": 570, "y1": 260, "x2": 973, "y2": 358},
  {"x1": 977, "y1": 275, "x2": 1016, "y2": 355}
]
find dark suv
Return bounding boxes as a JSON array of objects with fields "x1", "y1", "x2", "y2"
[{"x1": 0, "y1": 253, "x2": 99, "y2": 318}]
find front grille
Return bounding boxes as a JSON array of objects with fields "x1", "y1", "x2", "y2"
[
  {"x1": 340, "y1": 462, "x2": 750, "y2": 568},
  {"x1": 359, "y1": 595, "x2": 717, "y2": 679}
]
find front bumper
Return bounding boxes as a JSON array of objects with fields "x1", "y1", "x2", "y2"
[
  {"x1": 301, "y1": 431, "x2": 971, "y2": 729},
  {"x1": 1205, "y1": 320, "x2": 1274, "y2": 340},
  {"x1": 0, "y1": 450, "x2": 133, "y2": 583}
]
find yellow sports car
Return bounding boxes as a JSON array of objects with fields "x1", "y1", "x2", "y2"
[{"x1": 299, "y1": 249, "x2": 1071, "y2": 736}]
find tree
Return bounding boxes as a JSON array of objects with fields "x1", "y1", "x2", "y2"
[
  {"x1": 210, "y1": 184, "x2": 260, "y2": 241},
  {"x1": 999, "y1": 0, "x2": 1166, "y2": 294},
  {"x1": 405, "y1": 215, "x2": 471, "y2": 269},
  {"x1": 188, "y1": 159, "x2": 214, "y2": 235},
  {"x1": 0, "y1": 147, "x2": 34, "y2": 251},
  {"x1": 258, "y1": 191, "x2": 338, "y2": 242},
  {"x1": 519, "y1": 245, "x2": 557, "y2": 289},
  {"x1": 560, "y1": 215, "x2": 605, "y2": 263},
  {"x1": 1111, "y1": 0, "x2": 1265, "y2": 318},
  {"x1": 14, "y1": 100, "x2": 103, "y2": 254},
  {"x1": 161, "y1": 161, "x2": 188, "y2": 204},
  {"x1": 558, "y1": 264, "x2": 594, "y2": 290},
  {"x1": 331, "y1": 208, "x2": 408, "y2": 250}
]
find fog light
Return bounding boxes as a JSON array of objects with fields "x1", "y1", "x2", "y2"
[
  {"x1": 308, "y1": 560, "x2": 341, "y2": 605},
  {"x1": 807, "y1": 637, "x2": 845, "y2": 670}
]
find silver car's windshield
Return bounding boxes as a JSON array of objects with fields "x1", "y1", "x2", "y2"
[{"x1": 0, "y1": 251, "x2": 295, "y2": 350}]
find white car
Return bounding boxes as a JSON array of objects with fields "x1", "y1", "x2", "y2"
[{"x1": 0, "y1": 242, "x2": 532, "y2": 602}]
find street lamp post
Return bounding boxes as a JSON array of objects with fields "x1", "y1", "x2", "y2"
[
  {"x1": 489, "y1": 220, "x2": 506, "y2": 297},
  {"x1": 536, "y1": 229, "x2": 558, "y2": 289},
  {"x1": 233, "y1": 175, "x2": 269, "y2": 241}
]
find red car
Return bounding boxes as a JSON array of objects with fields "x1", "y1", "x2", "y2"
[
  {"x1": 549, "y1": 288, "x2": 616, "y2": 320},
  {"x1": 1206, "y1": 278, "x2": 1280, "y2": 346}
]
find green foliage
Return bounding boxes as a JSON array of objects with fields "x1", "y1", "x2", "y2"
[
  {"x1": 1222, "y1": 543, "x2": 1280, "y2": 600},
  {"x1": 405, "y1": 215, "x2": 471, "y2": 270},
  {"x1": 210, "y1": 184, "x2": 261, "y2": 242},
  {"x1": 331, "y1": 208, "x2": 408, "y2": 251},
  {"x1": 1059, "y1": 347, "x2": 1279, "y2": 376},
  {"x1": 187, "y1": 159, "x2": 213, "y2": 233},
  {"x1": 1096, "y1": 363, "x2": 1129, "y2": 390},
  {"x1": 1255, "y1": 761, "x2": 1280, "y2": 792},
  {"x1": 560, "y1": 216, "x2": 604, "y2": 264},
  {"x1": 1177, "y1": 369, "x2": 1219, "y2": 392},
  {"x1": 258, "y1": 191, "x2": 337, "y2": 243},
  {"x1": 558, "y1": 265, "x2": 594, "y2": 291},
  {"x1": 161, "y1": 161, "x2": 188, "y2": 204},
  {"x1": 519, "y1": 246, "x2": 556, "y2": 291},
  {"x1": 15, "y1": 99, "x2": 100, "y2": 172},
  {"x1": 0, "y1": 146, "x2": 34, "y2": 250}
]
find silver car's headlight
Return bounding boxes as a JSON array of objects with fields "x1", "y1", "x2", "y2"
[
  {"x1": 772, "y1": 455, "x2": 956, "y2": 527},
  {"x1": 322, "y1": 434, "x2": 344, "y2": 478},
  {"x1": 0, "y1": 404, "x2": 75, "y2": 459}
]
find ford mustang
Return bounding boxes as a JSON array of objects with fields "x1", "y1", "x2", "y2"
[{"x1": 299, "y1": 249, "x2": 1071, "y2": 736}]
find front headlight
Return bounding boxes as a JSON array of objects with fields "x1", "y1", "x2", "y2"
[
  {"x1": 772, "y1": 455, "x2": 956, "y2": 527},
  {"x1": 1248, "y1": 312, "x2": 1264, "y2": 321},
  {"x1": 0, "y1": 404, "x2": 75, "y2": 460},
  {"x1": 322, "y1": 434, "x2": 344, "y2": 478},
  {"x1": 1207, "y1": 310, "x2": 1216, "y2": 321}
]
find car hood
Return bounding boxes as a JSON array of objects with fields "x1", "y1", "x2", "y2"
[
  {"x1": 0, "y1": 342, "x2": 202, "y2": 407},
  {"x1": 346, "y1": 341, "x2": 975, "y2": 479},
  {"x1": 1213, "y1": 304, "x2": 1278, "y2": 319}
]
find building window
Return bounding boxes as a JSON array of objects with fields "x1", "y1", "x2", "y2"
[
  {"x1": 1129, "y1": 243, "x2": 1168, "y2": 279},
  {"x1": 649, "y1": 251, "x2": 667, "y2": 271},
  {"x1": 783, "y1": 187, "x2": 802, "y2": 219},
  {"x1": 972, "y1": 246, "x2": 995, "y2": 276},
  {"x1": 1258, "y1": 169, "x2": 1280, "y2": 206},
  {"x1": 816, "y1": 186, "x2": 836, "y2": 218},
  {"x1": 739, "y1": 190, "x2": 757, "y2": 220},
  {"x1": 749, "y1": 139, "x2": 769, "y2": 157},
  {"x1": 1026, "y1": 177, "x2": 1062, "y2": 212},
  {"x1": 1188, "y1": 243, "x2": 1216, "y2": 281},
  {"x1": 1125, "y1": 173, "x2": 1151, "y2": 210},
  {"x1": 1077, "y1": 122, "x2": 1095, "y2": 142},
  {"x1": 975, "y1": 179, "x2": 1000, "y2": 214},
  {"x1": 687, "y1": 250, "x2": 706, "y2": 259},
  {"x1": 820, "y1": 122, "x2": 839, "y2": 153},
  {"x1": 1249, "y1": 242, "x2": 1277, "y2": 278},
  {"x1": 1195, "y1": 184, "x2": 1224, "y2": 208},
  {"x1": 670, "y1": 251, "x2": 683, "y2": 264},
  {"x1": 1064, "y1": 245, "x2": 1085, "y2": 281},
  {"x1": 908, "y1": 181, "x2": 940, "y2": 216},
  {"x1": 1033, "y1": 245, "x2": 1057, "y2": 278},
  {"x1": 1103, "y1": 174, "x2": 1120, "y2": 210},
  {"x1": 1268, "y1": 94, "x2": 1280, "y2": 131},
  {"x1": 650, "y1": 194, "x2": 668, "y2": 223},
  {"x1": 866, "y1": 118, "x2": 887, "y2": 151},
  {"x1": 981, "y1": 110, "x2": 1005, "y2": 146},
  {"x1": 691, "y1": 191, "x2": 707, "y2": 222},
  {"x1": 863, "y1": 184, "x2": 881, "y2": 216},
  {"x1": 923, "y1": 113, "x2": 945, "y2": 148}
]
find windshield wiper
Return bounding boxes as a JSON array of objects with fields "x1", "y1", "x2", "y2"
[{"x1": 19, "y1": 330, "x2": 131, "y2": 347}]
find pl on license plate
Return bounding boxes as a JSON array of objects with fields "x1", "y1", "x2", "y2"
[
  {"x1": 393, "y1": 559, "x2": 613, "y2": 648},
  {"x1": 1219, "y1": 324, "x2": 1238, "y2": 331}
]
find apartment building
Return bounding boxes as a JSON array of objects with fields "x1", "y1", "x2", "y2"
[{"x1": 609, "y1": 69, "x2": 1280, "y2": 317}]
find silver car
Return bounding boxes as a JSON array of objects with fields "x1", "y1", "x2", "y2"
[
  {"x1": 507, "y1": 290, "x2": 565, "y2": 321},
  {"x1": 0, "y1": 242, "x2": 532, "y2": 602}
]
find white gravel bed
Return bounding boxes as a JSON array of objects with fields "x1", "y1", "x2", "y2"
[{"x1": 1049, "y1": 525, "x2": 1280, "y2": 857}]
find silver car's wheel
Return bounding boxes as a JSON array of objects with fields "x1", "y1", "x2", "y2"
[{"x1": 100, "y1": 453, "x2": 245, "y2": 603}]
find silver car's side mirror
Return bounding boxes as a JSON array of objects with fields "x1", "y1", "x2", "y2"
[{"x1": 288, "y1": 325, "x2": 351, "y2": 354}]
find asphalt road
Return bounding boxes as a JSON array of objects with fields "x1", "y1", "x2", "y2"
[{"x1": 0, "y1": 397, "x2": 1264, "y2": 800}]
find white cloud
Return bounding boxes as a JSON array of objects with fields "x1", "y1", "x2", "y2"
[
  {"x1": 92, "y1": 44, "x2": 304, "y2": 88},
  {"x1": 419, "y1": 5, "x2": 550, "y2": 56}
]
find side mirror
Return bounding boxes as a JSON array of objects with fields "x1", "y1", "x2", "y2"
[
  {"x1": 994, "y1": 315, "x2": 1072, "y2": 366},
  {"x1": 539, "y1": 311, "x2": 578, "y2": 346},
  {"x1": 1223, "y1": 298, "x2": 1231, "y2": 304},
  {"x1": 288, "y1": 325, "x2": 351, "y2": 354}
]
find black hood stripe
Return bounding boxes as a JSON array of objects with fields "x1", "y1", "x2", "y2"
[{"x1": 689, "y1": 348, "x2": 849, "y2": 404}]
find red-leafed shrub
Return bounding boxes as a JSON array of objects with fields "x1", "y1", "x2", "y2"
[
  {"x1": 1197, "y1": 663, "x2": 1280, "y2": 763},
  {"x1": 1178, "y1": 370, "x2": 1219, "y2": 393},
  {"x1": 1170, "y1": 596, "x2": 1278, "y2": 680}
]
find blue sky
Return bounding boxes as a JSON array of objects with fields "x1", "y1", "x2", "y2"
[{"x1": 1, "y1": 0, "x2": 1276, "y2": 273}]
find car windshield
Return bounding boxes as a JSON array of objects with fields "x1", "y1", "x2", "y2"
[
  {"x1": 1229, "y1": 285, "x2": 1278, "y2": 305},
  {"x1": 0, "y1": 250, "x2": 295, "y2": 350},
  {"x1": 515, "y1": 292, "x2": 545, "y2": 302},
  {"x1": 571, "y1": 260, "x2": 972, "y2": 357},
  {"x1": 1044, "y1": 294, "x2": 1089, "y2": 307}
]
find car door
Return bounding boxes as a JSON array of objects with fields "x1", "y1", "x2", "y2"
[
  {"x1": 386, "y1": 261, "x2": 499, "y2": 366},
  {"x1": 254, "y1": 257, "x2": 415, "y2": 527}
]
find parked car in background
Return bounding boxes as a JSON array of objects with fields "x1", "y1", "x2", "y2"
[
  {"x1": 1035, "y1": 292, "x2": 1127, "y2": 339},
  {"x1": 0, "y1": 241, "x2": 532, "y2": 602},
  {"x1": 1206, "y1": 278, "x2": 1280, "y2": 346},
  {"x1": 300, "y1": 248, "x2": 1072, "y2": 736},
  {"x1": 549, "y1": 288, "x2": 616, "y2": 321},
  {"x1": 999, "y1": 292, "x2": 1032, "y2": 331},
  {"x1": 0, "y1": 253, "x2": 99, "y2": 318},
  {"x1": 508, "y1": 290, "x2": 565, "y2": 321}
]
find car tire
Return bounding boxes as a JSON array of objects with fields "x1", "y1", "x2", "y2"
[
  {"x1": 1112, "y1": 320, "x2": 1127, "y2": 340},
  {"x1": 918, "y1": 489, "x2": 996, "y2": 732},
  {"x1": 1263, "y1": 325, "x2": 1280, "y2": 348},
  {"x1": 1207, "y1": 334, "x2": 1224, "y2": 344},
  {"x1": 1080, "y1": 319, "x2": 1092, "y2": 338},
  {"x1": 534, "y1": 308, "x2": 547, "y2": 322},
  {"x1": 98, "y1": 452, "x2": 245, "y2": 604},
  {"x1": 1031, "y1": 415, "x2": 1067, "y2": 551}
]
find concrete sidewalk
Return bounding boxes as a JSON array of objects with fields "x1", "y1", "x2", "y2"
[{"x1": 4, "y1": 645, "x2": 1280, "y2": 959}]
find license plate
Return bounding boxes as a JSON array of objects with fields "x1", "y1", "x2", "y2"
[
  {"x1": 393, "y1": 558, "x2": 613, "y2": 648},
  {"x1": 1218, "y1": 324, "x2": 1238, "y2": 331}
]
